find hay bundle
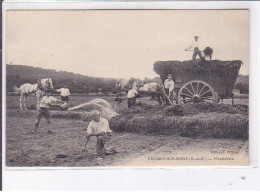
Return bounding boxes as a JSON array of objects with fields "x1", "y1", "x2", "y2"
[
  {"x1": 68, "y1": 98, "x2": 118, "y2": 120},
  {"x1": 153, "y1": 60, "x2": 242, "y2": 97},
  {"x1": 204, "y1": 47, "x2": 213, "y2": 57}
]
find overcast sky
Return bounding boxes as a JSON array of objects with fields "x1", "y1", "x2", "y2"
[{"x1": 6, "y1": 10, "x2": 249, "y2": 79}]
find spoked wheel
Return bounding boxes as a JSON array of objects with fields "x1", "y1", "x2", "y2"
[{"x1": 177, "y1": 80, "x2": 217, "y2": 105}]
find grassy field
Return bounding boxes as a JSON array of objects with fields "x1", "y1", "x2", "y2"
[
  {"x1": 5, "y1": 94, "x2": 249, "y2": 167},
  {"x1": 6, "y1": 93, "x2": 248, "y2": 110}
]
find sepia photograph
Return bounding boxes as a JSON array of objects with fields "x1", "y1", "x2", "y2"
[{"x1": 4, "y1": 9, "x2": 249, "y2": 167}]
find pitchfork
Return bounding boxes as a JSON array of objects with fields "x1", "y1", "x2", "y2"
[{"x1": 162, "y1": 90, "x2": 174, "y2": 105}]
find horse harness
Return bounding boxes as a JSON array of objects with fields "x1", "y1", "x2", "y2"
[
  {"x1": 26, "y1": 84, "x2": 38, "y2": 95},
  {"x1": 37, "y1": 80, "x2": 45, "y2": 91},
  {"x1": 26, "y1": 79, "x2": 49, "y2": 95}
]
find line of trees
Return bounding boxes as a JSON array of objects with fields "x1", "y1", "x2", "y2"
[{"x1": 6, "y1": 65, "x2": 118, "y2": 94}]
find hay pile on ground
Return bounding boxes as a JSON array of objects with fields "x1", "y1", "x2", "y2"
[{"x1": 110, "y1": 103, "x2": 248, "y2": 139}]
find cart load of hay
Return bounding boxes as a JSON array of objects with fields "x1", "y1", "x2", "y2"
[{"x1": 153, "y1": 60, "x2": 242, "y2": 98}]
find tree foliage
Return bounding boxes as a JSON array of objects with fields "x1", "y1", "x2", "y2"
[{"x1": 6, "y1": 65, "x2": 118, "y2": 94}]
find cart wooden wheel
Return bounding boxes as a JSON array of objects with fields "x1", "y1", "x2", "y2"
[{"x1": 177, "y1": 80, "x2": 217, "y2": 104}]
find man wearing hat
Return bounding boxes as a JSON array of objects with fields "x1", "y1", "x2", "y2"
[
  {"x1": 185, "y1": 36, "x2": 203, "y2": 60},
  {"x1": 81, "y1": 110, "x2": 114, "y2": 159},
  {"x1": 114, "y1": 92, "x2": 125, "y2": 110},
  {"x1": 163, "y1": 74, "x2": 175, "y2": 105},
  {"x1": 32, "y1": 90, "x2": 64, "y2": 134},
  {"x1": 127, "y1": 85, "x2": 139, "y2": 108},
  {"x1": 56, "y1": 84, "x2": 70, "y2": 103}
]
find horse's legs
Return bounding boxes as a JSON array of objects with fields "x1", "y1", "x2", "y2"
[
  {"x1": 23, "y1": 95, "x2": 28, "y2": 110},
  {"x1": 19, "y1": 94, "x2": 23, "y2": 109}
]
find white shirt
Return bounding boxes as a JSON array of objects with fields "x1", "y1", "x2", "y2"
[
  {"x1": 187, "y1": 41, "x2": 199, "y2": 50},
  {"x1": 127, "y1": 89, "x2": 139, "y2": 98},
  {"x1": 40, "y1": 96, "x2": 57, "y2": 108},
  {"x1": 164, "y1": 79, "x2": 175, "y2": 92},
  {"x1": 87, "y1": 117, "x2": 113, "y2": 134},
  {"x1": 56, "y1": 88, "x2": 70, "y2": 97}
]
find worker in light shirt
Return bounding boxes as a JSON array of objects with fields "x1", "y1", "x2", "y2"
[
  {"x1": 56, "y1": 85, "x2": 70, "y2": 103},
  {"x1": 163, "y1": 74, "x2": 175, "y2": 105},
  {"x1": 127, "y1": 85, "x2": 139, "y2": 108},
  {"x1": 185, "y1": 36, "x2": 203, "y2": 60},
  {"x1": 32, "y1": 91, "x2": 64, "y2": 134},
  {"x1": 81, "y1": 110, "x2": 113, "y2": 159}
]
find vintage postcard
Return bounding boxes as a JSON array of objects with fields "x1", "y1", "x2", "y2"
[{"x1": 4, "y1": 9, "x2": 249, "y2": 167}]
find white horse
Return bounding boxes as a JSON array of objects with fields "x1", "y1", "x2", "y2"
[
  {"x1": 13, "y1": 78, "x2": 54, "y2": 110},
  {"x1": 116, "y1": 78, "x2": 162, "y2": 92},
  {"x1": 116, "y1": 78, "x2": 143, "y2": 92},
  {"x1": 139, "y1": 82, "x2": 162, "y2": 92},
  {"x1": 116, "y1": 78, "x2": 164, "y2": 105},
  {"x1": 139, "y1": 82, "x2": 165, "y2": 104}
]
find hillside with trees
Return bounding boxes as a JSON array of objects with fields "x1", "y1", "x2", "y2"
[{"x1": 6, "y1": 64, "x2": 118, "y2": 94}]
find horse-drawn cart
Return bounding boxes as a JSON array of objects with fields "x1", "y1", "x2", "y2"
[{"x1": 153, "y1": 60, "x2": 242, "y2": 105}]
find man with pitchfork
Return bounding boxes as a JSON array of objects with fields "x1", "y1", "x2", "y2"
[
  {"x1": 163, "y1": 74, "x2": 175, "y2": 106},
  {"x1": 185, "y1": 36, "x2": 203, "y2": 60}
]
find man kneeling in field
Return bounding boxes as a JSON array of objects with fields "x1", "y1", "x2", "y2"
[{"x1": 81, "y1": 110, "x2": 114, "y2": 159}]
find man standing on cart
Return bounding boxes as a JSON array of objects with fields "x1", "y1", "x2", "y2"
[
  {"x1": 163, "y1": 74, "x2": 175, "y2": 105},
  {"x1": 185, "y1": 36, "x2": 203, "y2": 60}
]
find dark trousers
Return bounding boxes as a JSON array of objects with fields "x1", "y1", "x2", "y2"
[
  {"x1": 34, "y1": 107, "x2": 51, "y2": 131},
  {"x1": 128, "y1": 97, "x2": 136, "y2": 108},
  {"x1": 61, "y1": 96, "x2": 69, "y2": 103},
  {"x1": 164, "y1": 89, "x2": 175, "y2": 105},
  {"x1": 96, "y1": 134, "x2": 111, "y2": 156},
  {"x1": 192, "y1": 47, "x2": 203, "y2": 60}
]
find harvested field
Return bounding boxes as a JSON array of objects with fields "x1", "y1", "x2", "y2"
[
  {"x1": 5, "y1": 94, "x2": 249, "y2": 166},
  {"x1": 5, "y1": 115, "x2": 173, "y2": 167},
  {"x1": 6, "y1": 115, "x2": 248, "y2": 167}
]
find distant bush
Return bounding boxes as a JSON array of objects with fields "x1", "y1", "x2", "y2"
[{"x1": 234, "y1": 82, "x2": 249, "y2": 94}]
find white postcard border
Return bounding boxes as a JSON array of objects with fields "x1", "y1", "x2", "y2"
[{"x1": 2, "y1": 0, "x2": 259, "y2": 190}]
